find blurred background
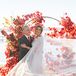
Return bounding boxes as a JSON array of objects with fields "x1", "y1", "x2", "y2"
[{"x1": 0, "y1": 0, "x2": 76, "y2": 65}]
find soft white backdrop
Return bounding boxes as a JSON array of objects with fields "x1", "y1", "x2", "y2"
[{"x1": 0, "y1": 0, "x2": 76, "y2": 21}]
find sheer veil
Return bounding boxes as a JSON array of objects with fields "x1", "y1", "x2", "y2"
[{"x1": 7, "y1": 34, "x2": 76, "y2": 76}]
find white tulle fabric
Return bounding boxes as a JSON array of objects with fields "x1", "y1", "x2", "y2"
[{"x1": 7, "y1": 36, "x2": 76, "y2": 76}]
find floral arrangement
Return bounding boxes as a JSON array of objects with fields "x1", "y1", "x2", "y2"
[
  {"x1": 46, "y1": 14, "x2": 76, "y2": 39},
  {"x1": 0, "y1": 11, "x2": 44, "y2": 76}
]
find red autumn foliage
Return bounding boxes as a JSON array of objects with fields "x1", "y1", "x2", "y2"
[
  {"x1": 47, "y1": 15, "x2": 76, "y2": 39},
  {"x1": 0, "y1": 11, "x2": 44, "y2": 76}
]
